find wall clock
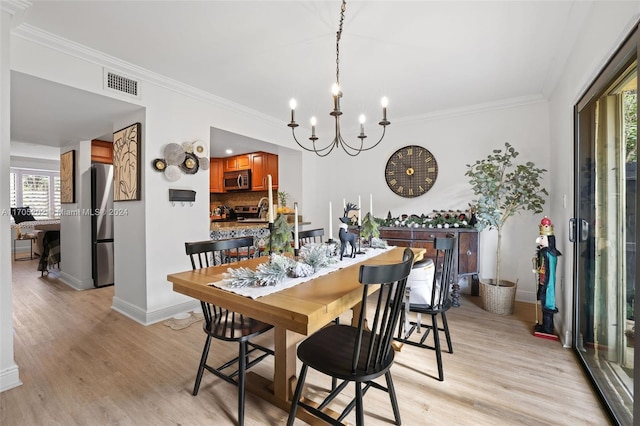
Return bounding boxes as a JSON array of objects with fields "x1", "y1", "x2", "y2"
[{"x1": 384, "y1": 145, "x2": 438, "y2": 198}]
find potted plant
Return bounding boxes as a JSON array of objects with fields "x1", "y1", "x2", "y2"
[
  {"x1": 465, "y1": 142, "x2": 548, "y2": 315},
  {"x1": 277, "y1": 191, "x2": 293, "y2": 214}
]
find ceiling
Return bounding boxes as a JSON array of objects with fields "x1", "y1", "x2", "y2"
[{"x1": 10, "y1": 1, "x2": 592, "y2": 157}]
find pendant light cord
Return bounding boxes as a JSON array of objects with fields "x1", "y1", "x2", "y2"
[{"x1": 336, "y1": 0, "x2": 346, "y2": 87}]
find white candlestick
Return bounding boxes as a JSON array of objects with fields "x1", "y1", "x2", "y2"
[
  {"x1": 329, "y1": 201, "x2": 333, "y2": 239},
  {"x1": 267, "y1": 175, "x2": 274, "y2": 223},
  {"x1": 294, "y1": 203, "x2": 299, "y2": 250},
  {"x1": 370, "y1": 193, "x2": 373, "y2": 217},
  {"x1": 358, "y1": 195, "x2": 362, "y2": 226},
  {"x1": 343, "y1": 198, "x2": 346, "y2": 213}
]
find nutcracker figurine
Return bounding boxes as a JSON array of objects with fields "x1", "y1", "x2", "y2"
[{"x1": 533, "y1": 216, "x2": 561, "y2": 340}]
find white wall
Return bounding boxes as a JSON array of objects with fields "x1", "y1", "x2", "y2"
[
  {"x1": 58, "y1": 140, "x2": 93, "y2": 290},
  {"x1": 301, "y1": 99, "x2": 551, "y2": 299},
  {"x1": 548, "y1": 2, "x2": 640, "y2": 345},
  {"x1": 10, "y1": 156, "x2": 58, "y2": 171},
  {"x1": 0, "y1": 4, "x2": 21, "y2": 393},
  {"x1": 9, "y1": 31, "x2": 291, "y2": 325}
]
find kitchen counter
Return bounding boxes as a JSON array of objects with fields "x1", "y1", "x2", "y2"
[
  {"x1": 210, "y1": 221, "x2": 312, "y2": 245},
  {"x1": 210, "y1": 220, "x2": 311, "y2": 230}
]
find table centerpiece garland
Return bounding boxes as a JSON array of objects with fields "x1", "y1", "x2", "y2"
[
  {"x1": 225, "y1": 243, "x2": 336, "y2": 288},
  {"x1": 210, "y1": 243, "x2": 394, "y2": 299}
]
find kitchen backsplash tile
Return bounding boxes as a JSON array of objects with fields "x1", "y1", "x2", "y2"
[{"x1": 210, "y1": 190, "x2": 268, "y2": 211}]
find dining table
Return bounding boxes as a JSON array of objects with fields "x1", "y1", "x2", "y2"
[{"x1": 166, "y1": 246, "x2": 425, "y2": 422}]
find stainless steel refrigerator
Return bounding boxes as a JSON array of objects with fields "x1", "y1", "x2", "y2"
[{"x1": 91, "y1": 163, "x2": 115, "y2": 287}]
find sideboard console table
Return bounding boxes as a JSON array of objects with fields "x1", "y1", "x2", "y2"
[{"x1": 378, "y1": 227, "x2": 480, "y2": 306}]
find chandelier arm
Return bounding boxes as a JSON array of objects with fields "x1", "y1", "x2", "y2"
[
  {"x1": 291, "y1": 128, "x2": 339, "y2": 157},
  {"x1": 339, "y1": 134, "x2": 365, "y2": 152},
  {"x1": 337, "y1": 134, "x2": 366, "y2": 157},
  {"x1": 337, "y1": 126, "x2": 388, "y2": 155},
  {"x1": 352, "y1": 126, "x2": 388, "y2": 152},
  {"x1": 314, "y1": 139, "x2": 338, "y2": 157},
  {"x1": 291, "y1": 127, "x2": 332, "y2": 153},
  {"x1": 314, "y1": 136, "x2": 341, "y2": 156}
]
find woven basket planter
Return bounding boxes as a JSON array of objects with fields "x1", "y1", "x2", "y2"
[{"x1": 479, "y1": 279, "x2": 517, "y2": 315}]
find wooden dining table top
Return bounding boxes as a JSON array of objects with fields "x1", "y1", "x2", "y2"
[
  {"x1": 166, "y1": 245, "x2": 425, "y2": 419},
  {"x1": 167, "y1": 246, "x2": 424, "y2": 336}
]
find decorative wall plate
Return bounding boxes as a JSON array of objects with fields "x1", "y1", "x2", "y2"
[
  {"x1": 181, "y1": 153, "x2": 199, "y2": 174},
  {"x1": 197, "y1": 157, "x2": 210, "y2": 170},
  {"x1": 192, "y1": 140, "x2": 209, "y2": 158},
  {"x1": 164, "y1": 164, "x2": 181, "y2": 181},
  {"x1": 164, "y1": 143, "x2": 186, "y2": 165},
  {"x1": 152, "y1": 158, "x2": 167, "y2": 171}
]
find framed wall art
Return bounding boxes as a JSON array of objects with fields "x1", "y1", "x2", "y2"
[
  {"x1": 60, "y1": 149, "x2": 76, "y2": 204},
  {"x1": 113, "y1": 122, "x2": 141, "y2": 201}
]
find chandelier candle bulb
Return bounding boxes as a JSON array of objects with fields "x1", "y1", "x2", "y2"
[
  {"x1": 294, "y1": 203, "x2": 299, "y2": 250},
  {"x1": 310, "y1": 117, "x2": 317, "y2": 137},
  {"x1": 381, "y1": 97, "x2": 388, "y2": 121},
  {"x1": 289, "y1": 99, "x2": 297, "y2": 123},
  {"x1": 267, "y1": 175, "x2": 274, "y2": 223},
  {"x1": 332, "y1": 84, "x2": 340, "y2": 112},
  {"x1": 359, "y1": 114, "x2": 366, "y2": 136}
]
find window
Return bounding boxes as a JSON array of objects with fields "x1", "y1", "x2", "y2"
[
  {"x1": 10, "y1": 168, "x2": 61, "y2": 219},
  {"x1": 574, "y1": 24, "x2": 639, "y2": 425}
]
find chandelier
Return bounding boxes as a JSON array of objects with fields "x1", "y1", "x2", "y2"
[{"x1": 287, "y1": 0, "x2": 390, "y2": 157}]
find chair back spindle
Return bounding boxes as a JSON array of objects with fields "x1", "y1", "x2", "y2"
[
  {"x1": 296, "y1": 228, "x2": 325, "y2": 247},
  {"x1": 430, "y1": 236, "x2": 456, "y2": 309},
  {"x1": 353, "y1": 248, "x2": 414, "y2": 375},
  {"x1": 185, "y1": 236, "x2": 274, "y2": 426},
  {"x1": 394, "y1": 234, "x2": 456, "y2": 382},
  {"x1": 287, "y1": 247, "x2": 415, "y2": 425}
]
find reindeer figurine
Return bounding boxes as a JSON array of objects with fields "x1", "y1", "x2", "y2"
[{"x1": 339, "y1": 203, "x2": 359, "y2": 260}]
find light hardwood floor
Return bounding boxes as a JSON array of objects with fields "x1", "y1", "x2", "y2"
[{"x1": 1, "y1": 258, "x2": 611, "y2": 425}]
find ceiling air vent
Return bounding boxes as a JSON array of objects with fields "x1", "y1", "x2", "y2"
[{"x1": 104, "y1": 70, "x2": 139, "y2": 97}]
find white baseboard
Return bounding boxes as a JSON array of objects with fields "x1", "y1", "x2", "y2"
[
  {"x1": 58, "y1": 271, "x2": 93, "y2": 291},
  {"x1": 0, "y1": 364, "x2": 22, "y2": 393},
  {"x1": 516, "y1": 288, "x2": 537, "y2": 303},
  {"x1": 111, "y1": 296, "x2": 199, "y2": 326}
]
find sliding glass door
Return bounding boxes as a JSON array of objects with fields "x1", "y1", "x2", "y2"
[{"x1": 574, "y1": 25, "x2": 638, "y2": 425}]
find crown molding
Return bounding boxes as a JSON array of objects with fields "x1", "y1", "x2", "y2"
[
  {"x1": 1, "y1": 0, "x2": 30, "y2": 28},
  {"x1": 396, "y1": 94, "x2": 547, "y2": 125},
  {"x1": 11, "y1": 23, "x2": 282, "y2": 130},
  {"x1": 1, "y1": 0, "x2": 30, "y2": 15},
  {"x1": 11, "y1": 22, "x2": 549, "y2": 133}
]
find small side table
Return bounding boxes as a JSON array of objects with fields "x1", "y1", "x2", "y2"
[{"x1": 13, "y1": 236, "x2": 35, "y2": 261}]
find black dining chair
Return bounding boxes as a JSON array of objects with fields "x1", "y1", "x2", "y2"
[
  {"x1": 287, "y1": 248, "x2": 415, "y2": 426},
  {"x1": 295, "y1": 228, "x2": 325, "y2": 246},
  {"x1": 185, "y1": 237, "x2": 274, "y2": 426},
  {"x1": 394, "y1": 235, "x2": 456, "y2": 382}
]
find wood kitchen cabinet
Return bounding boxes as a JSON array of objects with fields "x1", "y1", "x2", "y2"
[
  {"x1": 224, "y1": 154, "x2": 251, "y2": 171},
  {"x1": 378, "y1": 227, "x2": 479, "y2": 306},
  {"x1": 209, "y1": 158, "x2": 224, "y2": 193},
  {"x1": 251, "y1": 152, "x2": 278, "y2": 191},
  {"x1": 91, "y1": 140, "x2": 113, "y2": 164}
]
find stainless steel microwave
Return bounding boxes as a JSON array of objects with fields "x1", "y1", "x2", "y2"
[{"x1": 223, "y1": 170, "x2": 251, "y2": 191}]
